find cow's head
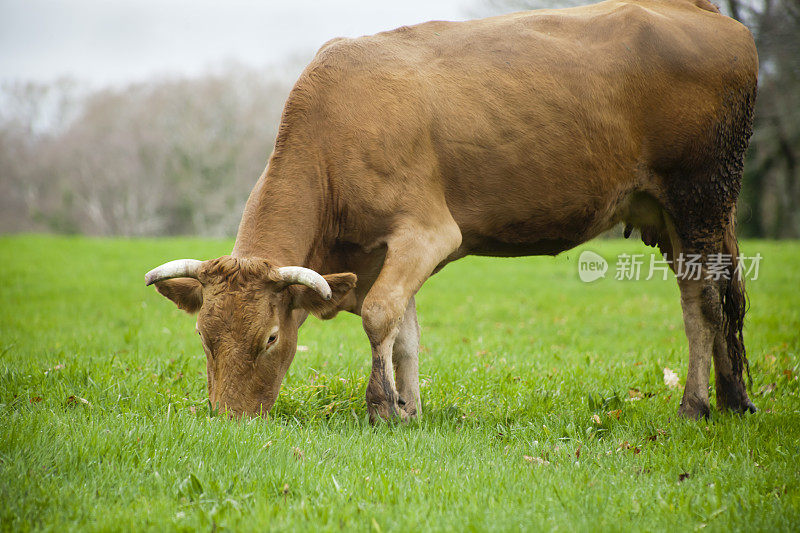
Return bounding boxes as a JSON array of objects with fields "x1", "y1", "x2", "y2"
[{"x1": 145, "y1": 256, "x2": 356, "y2": 416}]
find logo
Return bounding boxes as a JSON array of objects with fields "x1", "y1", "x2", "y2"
[{"x1": 578, "y1": 250, "x2": 608, "y2": 282}]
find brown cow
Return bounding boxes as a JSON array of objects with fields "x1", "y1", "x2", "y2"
[{"x1": 146, "y1": 0, "x2": 758, "y2": 421}]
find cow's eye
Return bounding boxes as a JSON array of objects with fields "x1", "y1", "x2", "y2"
[{"x1": 267, "y1": 334, "x2": 277, "y2": 345}]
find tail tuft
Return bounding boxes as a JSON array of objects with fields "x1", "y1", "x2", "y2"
[{"x1": 721, "y1": 211, "x2": 750, "y2": 385}]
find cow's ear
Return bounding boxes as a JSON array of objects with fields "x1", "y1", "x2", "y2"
[
  {"x1": 291, "y1": 273, "x2": 357, "y2": 319},
  {"x1": 154, "y1": 278, "x2": 203, "y2": 314}
]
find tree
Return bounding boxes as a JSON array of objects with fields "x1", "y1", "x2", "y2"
[{"x1": 0, "y1": 65, "x2": 293, "y2": 236}]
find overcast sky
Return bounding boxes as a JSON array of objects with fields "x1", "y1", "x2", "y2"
[{"x1": 0, "y1": 0, "x2": 474, "y2": 87}]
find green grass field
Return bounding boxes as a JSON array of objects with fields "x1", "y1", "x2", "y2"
[{"x1": 1, "y1": 235, "x2": 798, "y2": 531}]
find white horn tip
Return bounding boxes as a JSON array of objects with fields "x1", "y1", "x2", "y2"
[
  {"x1": 144, "y1": 271, "x2": 158, "y2": 286},
  {"x1": 275, "y1": 266, "x2": 332, "y2": 299},
  {"x1": 144, "y1": 259, "x2": 203, "y2": 286}
]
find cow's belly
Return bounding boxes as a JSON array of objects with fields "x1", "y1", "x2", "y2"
[
  {"x1": 466, "y1": 236, "x2": 579, "y2": 258},
  {"x1": 431, "y1": 74, "x2": 639, "y2": 260},
  {"x1": 455, "y1": 193, "x2": 624, "y2": 258},
  {"x1": 441, "y1": 133, "x2": 638, "y2": 257}
]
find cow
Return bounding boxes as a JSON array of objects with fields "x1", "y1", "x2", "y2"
[{"x1": 145, "y1": 0, "x2": 758, "y2": 422}]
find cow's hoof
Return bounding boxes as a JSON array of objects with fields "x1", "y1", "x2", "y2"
[
  {"x1": 397, "y1": 396, "x2": 420, "y2": 421},
  {"x1": 401, "y1": 406, "x2": 419, "y2": 421},
  {"x1": 716, "y1": 378, "x2": 757, "y2": 414},
  {"x1": 367, "y1": 400, "x2": 407, "y2": 425},
  {"x1": 678, "y1": 398, "x2": 710, "y2": 420},
  {"x1": 722, "y1": 398, "x2": 757, "y2": 414},
  {"x1": 743, "y1": 400, "x2": 757, "y2": 414}
]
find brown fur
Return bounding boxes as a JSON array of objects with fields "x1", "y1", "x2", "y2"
[
  {"x1": 151, "y1": 0, "x2": 758, "y2": 419},
  {"x1": 155, "y1": 278, "x2": 202, "y2": 313}
]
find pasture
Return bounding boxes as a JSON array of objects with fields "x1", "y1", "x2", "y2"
[{"x1": 1, "y1": 235, "x2": 798, "y2": 531}]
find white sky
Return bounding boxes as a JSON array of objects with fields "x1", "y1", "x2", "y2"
[{"x1": 0, "y1": 0, "x2": 473, "y2": 87}]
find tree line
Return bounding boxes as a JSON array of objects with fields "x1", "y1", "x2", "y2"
[{"x1": 0, "y1": 66, "x2": 292, "y2": 237}]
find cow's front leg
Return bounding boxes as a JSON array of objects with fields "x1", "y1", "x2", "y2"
[
  {"x1": 393, "y1": 297, "x2": 422, "y2": 418},
  {"x1": 361, "y1": 218, "x2": 461, "y2": 423}
]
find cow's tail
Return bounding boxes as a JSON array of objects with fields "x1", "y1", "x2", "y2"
[{"x1": 721, "y1": 210, "x2": 750, "y2": 385}]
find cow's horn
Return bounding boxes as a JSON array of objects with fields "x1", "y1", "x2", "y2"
[
  {"x1": 275, "y1": 266, "x2": 332, "y2": 300},
  {"x1": 144, "y1": 259, "x2": 204, "y2": 286}
]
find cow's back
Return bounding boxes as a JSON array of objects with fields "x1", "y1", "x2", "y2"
[{"x1": 286, "y1": 0, "x2": 757, "y2": 256}]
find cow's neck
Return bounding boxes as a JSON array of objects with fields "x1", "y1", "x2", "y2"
[{"x1": 231, "y1": 142, "x2": 331, "y2": 270}]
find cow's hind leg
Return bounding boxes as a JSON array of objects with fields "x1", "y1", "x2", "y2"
[
  {"x1": 362, "y1": 217, "x2": 461, "y2": 423},
  {"x1": 665, "y1": 218, "x2": 753, "y2": 418},
  {"x1": 655, "y1": 86, "x2": 756, "y2": 418},
  {"x1": 625, "y1": 197, "x2": 718, "y2": 417},
  {"x1": 643, "y1": 213, "x2": 716, "y2": 419},
  {"x1": 646, "y1": 212, "x2": 730, "y2": 418},
  {"x1": 393, "y1": 297, "x2": 422, "y2": 418},
  {"x1": 675, "y1": 265, "x2": 719, "y2": 419},
  {"x1": 712, "y1": 218, "x2": 756, "y2": 413}
]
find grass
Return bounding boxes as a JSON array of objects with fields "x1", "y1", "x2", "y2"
[{"x1": 0, "y1": 235, "x2": 798, "y2": 531}]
